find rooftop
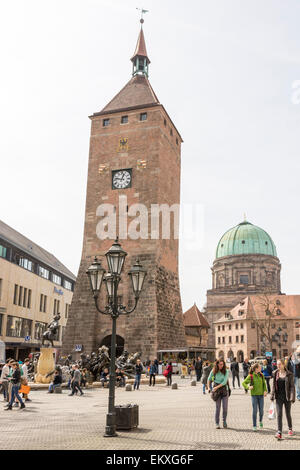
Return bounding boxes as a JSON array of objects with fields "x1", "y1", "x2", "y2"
[
  {"x1": 216, "y1": 220, "x2": 277, "y2": 259},
  {"x1": 0, "y1": 219, "x2": 76, "y2": 281},
  {"x1": 95, "y1": 74, "x2": 159, "y2": 116},
  {"x1": 183, "y1": 303, "x2": 210, "y2": 328}
]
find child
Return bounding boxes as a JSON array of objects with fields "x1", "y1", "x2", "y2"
[{"x1": 242, "y1": 362, "x2": 267, "y2": 431}]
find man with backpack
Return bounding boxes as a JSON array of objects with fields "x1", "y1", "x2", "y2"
[{"x1": 230, "y1": 357, "x2": 240, "y2": 388}]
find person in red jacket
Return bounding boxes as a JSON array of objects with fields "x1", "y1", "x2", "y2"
[{"x1": 166, "y1": 362, "x2": 173, "y2": 386}]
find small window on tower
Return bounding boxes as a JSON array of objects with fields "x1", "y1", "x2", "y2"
[
  {"x1": 240, "y1": 275, "x2": 249, "y2": 285},
  {"x1": 121, "y1": 116, "x2": 128, "y2": 124},
  {"x1": 170, "y1": 128, "x2": 173, "y2": 136},
  {"x1": 140, "y1": 112, "x2": 147, "y2": 121},
  {"x1": 164, "y1": 119, "x2": 167, "y2": 126},
  {"x1": 103, "y1": 119, "x2": 110, "y2": 127},
  {"x1": 138, "y1": 59, "x2": 144, "y2": 71}
]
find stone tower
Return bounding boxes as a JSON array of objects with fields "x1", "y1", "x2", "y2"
[
  {"x1": 206, "y1": 220, "x2": 281, "y2": 348},
  {"x1": 62, "y1": 21, "x2": 186, "y2": 359}
]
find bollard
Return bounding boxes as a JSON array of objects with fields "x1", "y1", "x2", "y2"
[
  {"x1": 125, "y1": 384, "x2": 132, "y2": 391},
  {"x1": 191, "y1": 380, "x2": 196, "y2": 386},
  {"x1": 171, "y1": 383, "x2": 178, "y2": 390},
  {"x1": 54, "y1": 385, "x2": 62, "y2": 394}
]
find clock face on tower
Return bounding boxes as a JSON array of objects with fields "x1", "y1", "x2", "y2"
[{"x1": 112, "y1": 169, "x2": 132, "y2": 189}]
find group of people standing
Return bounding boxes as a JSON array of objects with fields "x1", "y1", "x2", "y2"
[
  {"x1": 0, "y1": 358, "x2": 31, "y2": 410},
  {"x1": 208, "y1": 356, "x2": 298, "y2": 439}
]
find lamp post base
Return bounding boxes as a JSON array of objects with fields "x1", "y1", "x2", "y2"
[{"x1": 103, "y1": 412, "x2": 117, "y2": 437}]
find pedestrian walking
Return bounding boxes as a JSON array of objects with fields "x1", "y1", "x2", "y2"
[
  {"x1": 194, "y1": 357, "x2": 203, "y2": 382},
  {"x1": 69, "y1": 364, "x2": 83, "y2": 396},
  {"x1": 291, "y1": 348, "x2": 300, "y2": 401},
  {"x1": 208, "y1": 359, "x2": 230, "y2": 429},
  {"x1": 285, "y1": 355, "x2": 294, "y2": 374},
  {"x1": 242, "y1": 363, "x2": 267, "y2": 431},
  {"x1": 134, "y1": 359, "x2": 143, "y2": 390},
  {"x1": 262, "y1": 359, "x2": 273, "y2": 394},
  {"x1": 4, "y1": 362, "x2": 25, "y2": 411},
  {"x1": 68, "y1": 365, "x2": 75, "y2": 390},
  {"x1": 21, "y1": 358, "x2": 31, "y2": 402},
  {"x1": 165, "y1": 361, "x2": 173, "y2": 387},
  {"x1": 242, "y1": 358, "x2": 251, "y2": 394},
  {"x1": 230, "y1": 357, "x2": 240, "y2": 388},
  {"x1": 201, "y1": 361, "x2": 212, "y2": 394},
  {"x1": 271, "y1": 358, "x2": 295, "y2": 440},
  {"x1": 149, "y1": 361, "x2": 157, "y2": 386},
  {"x1": 0, "y1": 359, "x2": 11, "y2": 402}
]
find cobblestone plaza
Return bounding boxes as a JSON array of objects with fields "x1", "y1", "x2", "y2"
[{"x1": 1, "y1": 378, "x2": 299, "y2": 450}]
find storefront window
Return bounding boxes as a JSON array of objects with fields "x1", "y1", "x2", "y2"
[
  {"x1": 6, "y1": 316, "x2": 32, "y2": 338},
  {"x1": 34, "y1": 322, "x2": 47, "y2": 340}
]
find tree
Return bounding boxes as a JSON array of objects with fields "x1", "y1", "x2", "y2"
[{"x1": 250, "y1": 292, "x2": 279, "y2": 354}]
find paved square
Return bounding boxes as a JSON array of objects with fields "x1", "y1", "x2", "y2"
[{"x1": 0, "y1": 378, "x2": 299, "y2": 450}]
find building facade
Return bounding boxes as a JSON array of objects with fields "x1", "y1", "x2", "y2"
[
  {"x1": 62, "y1": 22, "x2": 186, "y2": 359},
  {"x1": 0, "y1": 220, "x2": 75, "y2": 361},
  {"x1": 214, "y1": 294, "x2": 300, "y2": 362},
  {"x1": 206, "y1": 220, "x2": 281, "y2": 348}
]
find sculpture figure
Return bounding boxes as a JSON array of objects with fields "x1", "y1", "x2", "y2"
[{"x1": 42, "y1": 314, "x2": 61, "y2": 347}]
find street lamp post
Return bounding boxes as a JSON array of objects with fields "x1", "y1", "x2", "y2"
[{"x1": 86, "y1": 239, "x2": 147, "y2": 437}]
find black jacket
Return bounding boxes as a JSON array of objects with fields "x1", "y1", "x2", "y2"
[
  {"x1": 194, "y1": 360, "x2": 203, "y2": 371},
  {"x1": 11, "y1": 368, "x2": 21, "y2": 385},
  {"x1": 53, "y1": 374, "x2": 62, "y2": 385},
  {"x1": 230, "y1": 362, "x2": 239, "y2": 374},
  {"x1": 271, "y1": 369, "x2": 295, "y2": 402},
  {"x1": 242, "y1": 362, "x2": 250, "y2": 375},
  {"x1": 135, "y1": 364, "x2": 143, "y2": 375}
]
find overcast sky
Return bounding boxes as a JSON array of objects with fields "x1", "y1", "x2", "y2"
[{"x1": 1, "y1": 0, "x2": 300, "y2": 311}]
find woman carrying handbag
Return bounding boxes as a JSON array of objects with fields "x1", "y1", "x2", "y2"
[
  {"x1": 208, "y1": 359, "x2": 229, "y2": 429},
  {"x1": 270, "y1": 358, "x2": 295, "y2": 440}
]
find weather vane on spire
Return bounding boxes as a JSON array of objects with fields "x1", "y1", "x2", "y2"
[{"x1": 136, "y1": 7, "x2": 149, "y2": 24}]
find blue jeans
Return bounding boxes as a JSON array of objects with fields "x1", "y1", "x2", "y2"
[
  {"x1": 134, "y1": 374, "x2": 141, "y2": 390},
  {"x1": 295, "y1": 377, "x2": 300, "y2": 400},
  {"x1": 203, "y1": 383, "x2": 212, "y2": 393},
  {"x1": 48, "y1": 383, "x2": 60, "y2": 392},
  {"x1": 251, "y1": 395, "x2": 264, "y2": 426},
  {"x1": 9, "y1": 384, "x2": 24, "y2": 406}
]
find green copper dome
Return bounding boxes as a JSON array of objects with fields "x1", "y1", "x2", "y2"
[{"x1": 216, "y1": 221, "x2": 277, "y2": 259}]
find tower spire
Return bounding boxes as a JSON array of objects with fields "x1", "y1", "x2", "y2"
[{"x1": 131, "y1": 10, "x2": 150, "y2": 77}]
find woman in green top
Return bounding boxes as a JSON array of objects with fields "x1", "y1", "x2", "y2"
[
  {"x1": 208, "y1": 360, "x2": 229, "y2": 429},
  {"x1": 242, "y1": 363, "x2": 267, "y2": 431}
]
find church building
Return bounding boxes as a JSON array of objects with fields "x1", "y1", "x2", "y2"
[{"x1": 205, "y1": 219, "x2": 282, "y2": 348}]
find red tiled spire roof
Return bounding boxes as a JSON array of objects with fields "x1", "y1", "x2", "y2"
[
  {"x1": 131, "y1": 27, "x2": 150, "y2": 63},
  {"x1": 183, "y1": 303, "x2": 210, "y2": 328},
  {"x1": 97, "y1": 74, "x2": 159, "y2": 115}
]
